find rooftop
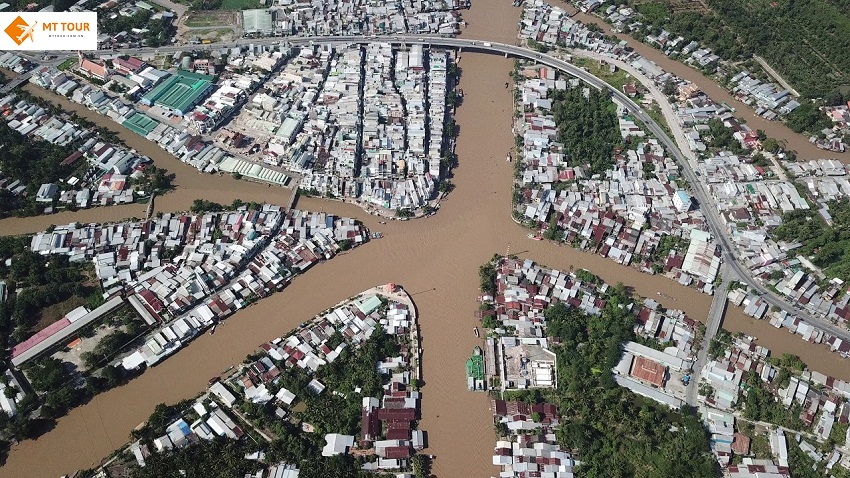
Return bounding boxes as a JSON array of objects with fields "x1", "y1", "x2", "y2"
[{"x1": 142, "y1": 70, "x2": 214, "y2": 114}]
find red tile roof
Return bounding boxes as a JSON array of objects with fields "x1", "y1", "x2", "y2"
[
  {"x1": 732, "y1": 433, "x2": 750, "y2": 455},
  {"x1": 376, "y1": 408, "x2": 415, "y2": 421},
  {"x1": 61, "y1": 151, "x2": 83, "y2": 166},
  {"x1": 631, "y1": 355, "x2": 666, "y2": 387},
  {"x1": 383, "y1": 446, "x2": 411, "y2": 459},
  {"x1": 360, "y1": 409, "x2": 379, "y2": 441},
  {"x1": 79, "y1": 59, "x2": 108, "y2": 78},
  {"x1": 386, "y1": 428, "x2": 410, "y2": 440},
  {"x1": 11, "y1": 318, "x2": 71, "y2": 357}
]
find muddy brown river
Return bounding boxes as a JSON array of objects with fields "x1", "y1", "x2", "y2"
[{"x1": 0, "y1": 1, "x2": 847, "y2": 476}]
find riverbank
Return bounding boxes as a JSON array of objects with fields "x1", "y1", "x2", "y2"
[
  {"x1": 3, "y1": 50, "x2": 850, "y2": 478},
  {"x1": 3, "y1": 2, "x2": 850, "y2": 476},
  {"x1": 565, "y1": 8, "x2": 843, "y2": 162},
  {"x1": 95, "y1": 284, "x2": 422, "y2": 475}
]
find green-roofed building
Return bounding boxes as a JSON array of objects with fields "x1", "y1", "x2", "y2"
[
  {"x1": 123, "y1": 113, "x2": 160, "y2": 136},
  {"x1": 140, "y1": 70, "x2": 216, "y2": 115},
  {"x1": 357, "y1": 296, "x2": 383, "y2": 316}
]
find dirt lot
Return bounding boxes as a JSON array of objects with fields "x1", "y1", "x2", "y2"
[
  {"x1": 183, "y1": 11, "x2": 237, "y2": 28},
  {"x1": 183, "y1": 27, "x2": 239, "y2": 43},
  {"x1": 53, "y1": 323, "x2": 124, "y2": 373},
  {"x1": 34, "y1": 296, "x2": 88, "y2": 332}
]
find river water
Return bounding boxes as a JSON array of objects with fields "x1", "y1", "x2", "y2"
[
  {"x1": 563, "y1": 9, "x2": 844, "y2": 162},
  {"x1": 0, "y1": 3, "x2": 848, "y2": 476}
]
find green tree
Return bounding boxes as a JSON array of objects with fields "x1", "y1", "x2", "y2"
[
  {"x1": 3, "y1": 385, "x2": 17, "y2": 399},
  {"x1": 762, "y1": 137, "x2": 779, "y2": 153},
  {"x1": 550, "y1": 86, "x2": 622, "y2": 175},
  {"x1": 785, "y1": 103, "x2": 830, "y2": 134},
  {"x1": 27, "y1": 357, "x2": 70, "y2": 393},
  {"x1": 190, "y1": 199, "x2": 225, "y2": 214},
  {"x1": 478, "y1": 261, "x2": 497, "y2": 295},
  {"x1": 543, "y1": 214, "x2": 561, "y2": 241},
  {"x1": 540, "y1": 286, "x2": 718, "y2": 477}
]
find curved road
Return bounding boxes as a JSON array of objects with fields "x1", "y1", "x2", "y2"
[
  {"x1": 36, "y1": 32, "x2": 850, "y2": 361},
  {"x1": 5, "y1": 31, "x2": 848, "y2": 476}
]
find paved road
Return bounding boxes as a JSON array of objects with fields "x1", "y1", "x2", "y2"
[
  {"x1": 0, "y1": 69, "x2": 37, "y2": 94},
  {"x1": 687, "y1": 267, "x2": 731, "y2": 406},
  {"x1": 754, "y1": 55, "x2": 800, "y2": 98},
  {"x1": 26, "y1": 34, "x2": 850, "y2": 343}
]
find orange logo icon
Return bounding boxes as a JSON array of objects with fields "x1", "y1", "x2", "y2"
[{"x1": 5, "y1": 16, "x2": 37, "y2": 46}]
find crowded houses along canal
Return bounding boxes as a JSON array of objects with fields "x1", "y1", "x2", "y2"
[{"x1": 1, "y1": 0, "x2": 850, "y2": 476}]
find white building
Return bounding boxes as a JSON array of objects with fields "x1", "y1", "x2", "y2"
[
  {"x1": 673, "y1": 190, "x2": 692, "y2": 212},
  {"x1": 322, "y1": 434, "x2": 354, "y2": 457}
]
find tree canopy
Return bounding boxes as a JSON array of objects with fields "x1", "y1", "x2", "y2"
[
  {"x1": 0, "y1": 122, "x2": 77, "y2": 217},
  {"x1": 784, "y1": 103, "x2": 832, "y2": 134},
  {"x1": 629, "y1": 0, "x2": 850, "y2": 99},
  {"x1": 0, "y1": 248, "x2": 92, "y2": 342},
  {"x1": 543, "y1": 286, "x2": 718, "y2": 477},
  {"x1": 550, "y1": 87, "x2": 622, "y2": 176},
  {"x1": 130, "y1": 438, "x2": 261, "y2": 478},
  {"x1": 772, "y1": 198, "x2": 850, "y2": 282},
  {"x1": 100, "y1": 10, "x2": 170, "y2": 47}
]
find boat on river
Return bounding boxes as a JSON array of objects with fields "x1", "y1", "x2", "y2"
[
  {"x1": 474, "y1": 327, "x2": 480, "y2": 338},
  {"x1": 527, "y1": 233, "x2": 542, "y2": 241},
  {"x1": 466, "y1": 346, "x2": 486, "y2": 391}
]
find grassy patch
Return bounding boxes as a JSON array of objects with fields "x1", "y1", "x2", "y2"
[
  {"x1": 220, "y1": 0, "x2": 264, "y2": 9},
  {"x1": 57, "y1": 58, "x2": 77, "y2": 71},
  {"x1": 188, "y1": 27, "x2": 235, "y2": 40},
  {"x1": 750, "y1": 432, "x2": 771, "y2": 459},
  {"x1": 184, "y1": 12, "x2": 230, "y2": 27},
  {"x1": 34, "y1": 295, "x2": 88, "y2": 332},
  {"x1": 645, "y1": 103, "x2": 673, "y2": 138},
  {"x1": 573, "y1": 56, "x2": 634, "y2": 91}
]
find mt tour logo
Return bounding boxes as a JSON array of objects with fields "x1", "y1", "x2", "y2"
[
  {"x1": 0, "y1": 12, "x2": 97, "y2": 50},
  {"x1": 4, "y1": 15, "x2": 35, "y2": 46}
]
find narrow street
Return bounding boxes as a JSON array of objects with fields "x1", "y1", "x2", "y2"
[{"x1": 2, "y1": 4, "x2": 849, "y2": 475}]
